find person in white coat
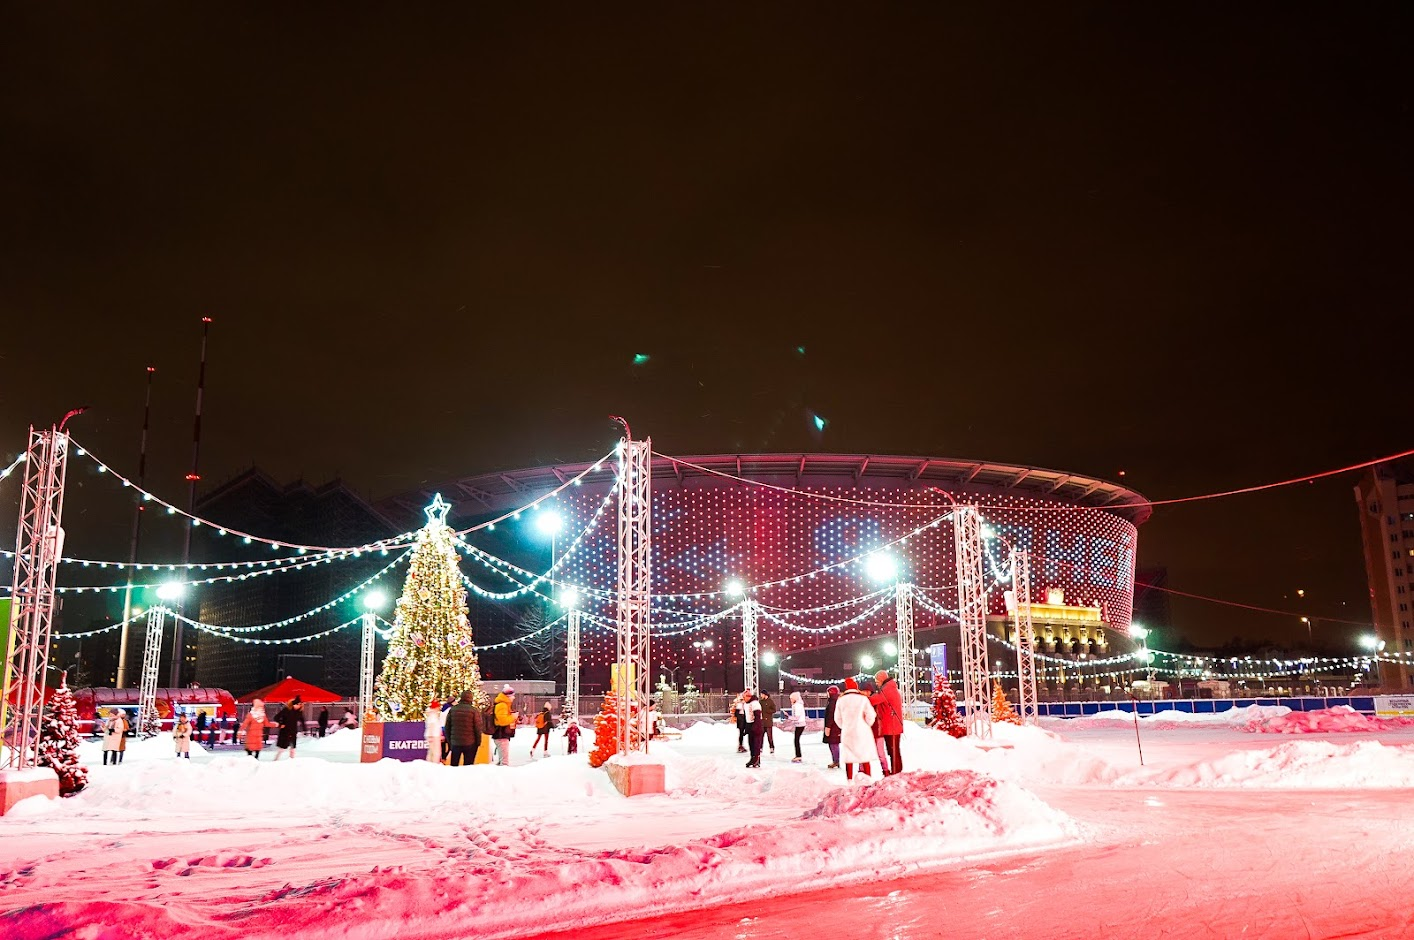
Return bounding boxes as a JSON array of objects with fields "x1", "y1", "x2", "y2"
[
  {"x1": 424, "y1": 698, "x2": 444, "y2": 763},
  {"x1": 833, "y1": 678, "x2": 877, "y2": 781},
  {"x1": 173, "y1": 714, "x2": 192, "y2": 759},
  {"x1": 789, "y1": 691, "x2": 808, "y2": 763}
]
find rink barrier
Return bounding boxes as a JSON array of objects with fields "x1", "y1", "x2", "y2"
[{"x1": 1010, "y1": 696, "x2": 1378, "y2": 719}]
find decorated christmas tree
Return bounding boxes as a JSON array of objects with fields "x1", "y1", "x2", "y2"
[
  {"x1": 588, "y1": 689, "x2": 641, "y2": 768},
  {"x1": 991, "y1": 678, "x2": 1022, "y2": 725},
  {"x1": 38, "y1": 674, "x2": 88, "y2": 796},
  {"x1": 373, "y1": 494, "x2": 486, "y2": 722},
  {"x1": 679, "y1": 675, "x2": 700, "y2": 714},
  {"x1": 930, "y1": 684, "x2": 967, "y2": 738},
  {"x1": 138, "y1": 701, "x2": 161, "y2": 738}
]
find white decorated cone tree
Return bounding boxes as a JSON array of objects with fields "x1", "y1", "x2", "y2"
[
  {"x1": 930, "y1": 684, "x2": 967, "y2": 738},
  {"x1": 38, "y1": 673, "x2": 88, "y2": 796},
  {"x1": 373, "y1": 494, "x2": 486, "y2": 721}
]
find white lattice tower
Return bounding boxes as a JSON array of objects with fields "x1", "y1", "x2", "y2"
[
  {"x1": 615, "y1": 436, "x2": 652, "y2": 753},
  {"x1": 740, "y1": 601, "x2": 759, "y2": 694},
  {"x1": 565, "y1": 608, "x2": 582, "y2": 727},
  {"x1": 953, "y1": 505, "x2": 992, "y2": 739},
  {"x1": 358, "y1": 610, "x2": 377, "y2": 723},
  {"x1": 3, "y1": 427, "x2": 69, "y2": 770},
  {"x1": 1011, "y1": 548, "x2": 1040, "y2": 727},
  {"x1": 137, "y1": 606, "x2": 166, "y2": 736},
  {"x1": 895, "y1": 582, "x2": 917, "y2": 716}
]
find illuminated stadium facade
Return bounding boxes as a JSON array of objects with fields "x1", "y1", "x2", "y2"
[{"x1": 383, "y1": 454, "x2": 1150, "y2": 690}]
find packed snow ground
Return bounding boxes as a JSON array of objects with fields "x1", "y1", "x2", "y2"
[{"x1": 4, "y1": 707, "x2": 1414, "y2": 939}]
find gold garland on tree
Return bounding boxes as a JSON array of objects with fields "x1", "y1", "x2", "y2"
[{"x1": 373, "y1": 494, "x2": 486, "y2": 721}]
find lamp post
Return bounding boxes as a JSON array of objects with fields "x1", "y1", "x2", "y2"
[
  {"x1": 692, "y1": 639, "x2": 714, "y2": 690},
  {"x1": 359, "y1": 589, "x2": 387, "y2": 725},
  {"x1": 534, "y1": 508, "x2": 564, "y2": 568}
]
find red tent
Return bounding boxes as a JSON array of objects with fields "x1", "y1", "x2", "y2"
[{"x1": 238, "y1": 677, "x2": 342, "y2": 704}]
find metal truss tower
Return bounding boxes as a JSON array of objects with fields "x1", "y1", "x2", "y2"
[
  {"x1": 953, "y1": 505, "x2": 992, "y2": 739},
  {"x1": 137, "y1": 606, "x2": 167, "y2": 736},
  {"x1": 615, "y1": 434, "x2": 652, "y2": 754},
  {"x1": 895, "y1": 583, "x2": 917, "y2": 716},
  {"x1": 740, "y1": 601, "x2": 759, "y2": 694},
  {"x1": 358, "y1": 608, "x2": 377, "y2": 723},
  {"x1": 565, "y1": 607, "x2": 582, "y2": 727},
  {"x1": 3, "y1": 426, "x2": 70, "y2": 770},
  {"x1": 1011, "y1": 548, "x2": 1040, "y2": 727}
]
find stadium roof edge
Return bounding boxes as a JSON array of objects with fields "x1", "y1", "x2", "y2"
[{"x1": 379, "y1": 453, "x2": 1152, "y2": 527}]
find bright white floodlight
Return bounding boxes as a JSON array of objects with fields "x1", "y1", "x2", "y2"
[
  {"x1": 156, "y1": 582, "x2": 184, "y2": 602},
  {"x1": 724, "y1": 579, "x2": 746, "y2": 598},
  {"x1": 534, "y1": 510, "x2": 565, "y2": 537},
  {"x1": 883, "y1": 640, "x2": 898, "y2": 657},
  {"x1": 559, "y1": 587, "x2": 582, "y2": 610},
  {"x1": 363, "y1": 590, "x2": 388, "y2": 612},
  {"x1": 860, "y1": 654, "x2": 875, "y2": 671},
  {"x1": 865, "y1": 552, "x2": 900, "y2": 583},
  {"x1": 761, "y1": 652, "x2": 778, "y2": 667}
]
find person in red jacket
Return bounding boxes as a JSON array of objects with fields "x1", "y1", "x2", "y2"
[{"x1": 870, "y1": 670, "x2": 905, "y2": 775}]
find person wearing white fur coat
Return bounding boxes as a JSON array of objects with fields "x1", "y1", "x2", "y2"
[{"x1": 833, "y1": 677, "x2": 877, "y2": 781}]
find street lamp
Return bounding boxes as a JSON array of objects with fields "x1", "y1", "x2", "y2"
[
  {"x1": 865, "y1": 552, "x2": 900, "y2": 583},
  {"x1": 156, "y1": 581, "x2": 184, "y2": 603},
  {"x1": 860, "y1": 653, "x2": 875, "y2": 672},
  {"x1": 883, "y1": 640, "x2": 898, "y2": 658}
]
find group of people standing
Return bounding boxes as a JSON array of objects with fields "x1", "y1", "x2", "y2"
[
  {"x1": 822, "y1": 670, "x2": 905, "y2": 780},
  {"x1": 424, "y1": 685, "x2": 574, "y2": 767},
  {"x1": 732, "y1": 670, "x2": 905, "y2": 780},
  {"x1": 731, "y1": 689, "x2": 811, "y2": 768}
]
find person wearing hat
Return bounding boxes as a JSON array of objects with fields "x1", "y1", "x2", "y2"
[
  {"x1": 424, "y1": 696, "x2": 445, "y2": 763},
  {"x1": 444, "y1": 690, "x2": 483, "y2": 767},
  {"x1": 102, "y1": 708, "x2": 129, "y2": 765},
  {"x1": 532, "y1": 703, "x2": 556, "y2": 756},
  {"x1": 833, "y1": 677, "x2": 877, "y2": 781},
  {"x1": 870, "y1": 669, "x2": 905, "y2": 776},
  {"x1": 741, "y1": 690, "x2": 765, "y2": 769},
  {"x1": 493, "y1": 685, "x2": 518, "y2": 766}
]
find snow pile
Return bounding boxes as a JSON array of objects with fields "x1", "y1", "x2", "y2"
[
  {"x1": 2, "y1": 765, "x2": 1074, "y2": 940},
  {"x1": 1121, "y1": 739, "x2": 1414, "y2": 788},
  {"x1": 1243, "y1": 705, "x2": 1414, "y2": 734},
  {"x1": 1045, "y1": 704, "x2": 1291, "y2": 732}
]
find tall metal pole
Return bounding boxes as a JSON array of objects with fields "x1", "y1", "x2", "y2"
[
  {"x1": 954, "y1": 505, "x2": 992, "y2": 739},
  {"x1": 740, "y1": 600, "x2": 759, "y2": 694},
  {"x1": 895, "y1": 582, "x2": 917, "y2": 716},
  {"x1": 2, "y1": 424, "x2": 71, "y2": 769},
  {"x1": 565, "y1": 607, "x2": 581, "y2": 727},
  {"x1": 171, "y1": 316, "x2": 211, "y2": 687},
  {"x1": 1011, "y1": 548, "x2": 1039, "y2": 727},
  {"x1": 117, "y1": 366, "x2": 156, "y2": 688},
  {"x1": 612, "y1": 419, "x2": 652, "y2": 756}
]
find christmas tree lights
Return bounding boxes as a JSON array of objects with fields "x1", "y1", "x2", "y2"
[
  {"x1": 991, "y1": 679, "x2": 1022, "y2": 725},
  {"x1": 930, "y1": 685, "x2": 966, "y2": 738},
  {"x1": 38, "y1": 675, "x2": 88, "y2": 795},
  {"x1": 373, "y1": 495, "x2": 487, "y2": 721}
]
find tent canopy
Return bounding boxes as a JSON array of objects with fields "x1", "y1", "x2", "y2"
[{"x1": 238, "y1": 677, "x2": 342, "y2": 704}]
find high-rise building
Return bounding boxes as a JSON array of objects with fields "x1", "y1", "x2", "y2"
[
  {"x1": 1354, "y1": 459, "x2": 1414, "y2": 689},
  {"x1": 190, "y1": 470, "x2": 401, "y2": 697}
]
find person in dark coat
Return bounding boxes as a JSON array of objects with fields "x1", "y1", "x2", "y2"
[
  {"x1": 317, "y1": 707, "x2": 329, "y2": 738},
  {"x1": 274, "y1": 699, "x2": 302, "y2": 760},
  {"x1": 822, "y1": 685, "x2": 842, "y2": 768},
  {"x1": 195, "y1": 709, "x2": 208, "y2": 744},
  {"x1": 870, "y1": 670, "x2": 905, "y2": 775},
  {"x1": 444, "y1": 690, "x2": 484, "y2": 767},
  {"x1": 759, "y1": 692, "x2": 777, "y2": 755},
  {"x1": 742, "y1": 691, "x2": 765, "y2": 769}
]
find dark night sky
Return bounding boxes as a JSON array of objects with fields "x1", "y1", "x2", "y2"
[{"x1": 1, "y1": 6, "x2": 1409, "y2": 648}]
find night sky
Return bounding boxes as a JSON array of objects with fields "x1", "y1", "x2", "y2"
[{"x1": 1, "y1": 6, "x2": 1408, "y2": 649}]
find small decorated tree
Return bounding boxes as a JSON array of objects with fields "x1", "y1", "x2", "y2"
[
  {"x1": 374, "y1": 495, "x2": 487, "y2": 721},
  {"x1": 679, "y1": 675, "x2": 700, "y2": 714},
  {"x1": 930, "y1": 684, "x2": 967, "y2": 738},
  {"x1": 38, "y1": 674, "x2": 88, "y2": 796},
  {"x1": 588, "y1": 689, "x2": 642, "y2": 768},
  {"x1": 991, "y1": 679, "x2": 1022, "y2": 725}
]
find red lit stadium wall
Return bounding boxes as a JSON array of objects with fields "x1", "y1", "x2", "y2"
[{"x1": 456, "y1": 481, "x2": 1139, "y2": 676}]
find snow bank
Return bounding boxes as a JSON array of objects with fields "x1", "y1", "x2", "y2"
[
  {"x1": 1121, "y1": 739, "x2": 1414, "y2": 788},
  {"x1": 1243, "y1": 705, "x2": 1414, "y2": 734},
  {"x1": 2, "y1": 762, "x2": 1075, "y2": 940},
  {"x1": 1045, "y1": 703, "x2": 1291, "y2": 732}
]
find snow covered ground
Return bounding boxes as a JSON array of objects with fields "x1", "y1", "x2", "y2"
[{"x1": 4, "y1": 709, "x2": 1414, "y2": 939}]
